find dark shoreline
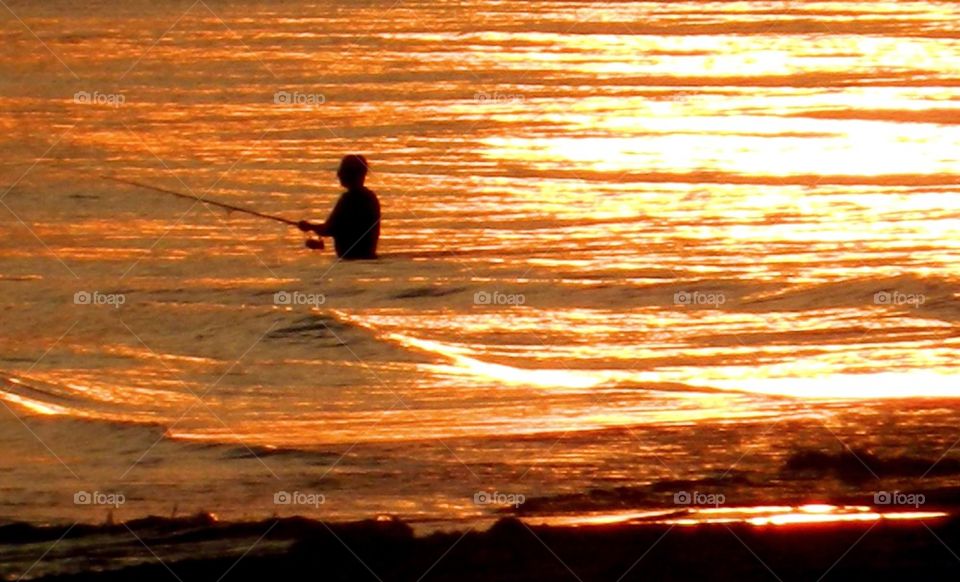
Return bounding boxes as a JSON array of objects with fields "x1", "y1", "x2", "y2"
[{"x1": 8, "y1": 513, "x2": 960, "y2": 581}]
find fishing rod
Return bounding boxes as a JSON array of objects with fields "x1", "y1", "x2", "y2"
[
  {"x1": 103, "y1": 175, "x2": 298, "y2": 226},
  {"x1": 102, "y1": 174, "x2": 325, "y2": 249}
]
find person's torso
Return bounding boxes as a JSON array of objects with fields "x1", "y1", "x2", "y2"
[{"x1": 331, "y1": 187, "x2": 381, "y2": 259}]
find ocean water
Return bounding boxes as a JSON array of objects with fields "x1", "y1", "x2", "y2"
[{"x1": 1, "y1": 0, "x2": 960, "y2": 576}]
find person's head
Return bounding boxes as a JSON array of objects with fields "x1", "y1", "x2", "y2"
[{"x1": 337, "y1": 154, "x2": 369, "y2": 188}]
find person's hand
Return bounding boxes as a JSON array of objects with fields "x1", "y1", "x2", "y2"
[
  {"x1": 305, "y1": 238, "x2": 324, "y2": 250},
  {"x1": 297, "y1": 220, "x2": 313, "y2": 232}
]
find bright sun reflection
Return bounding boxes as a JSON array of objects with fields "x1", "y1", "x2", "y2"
[
  {"x1": 696, "y1": 370, "x2": 960, "y2": 399},
  {"x1": 482, "y1": 119, "x2": 960, "y2": 177},
  {"x1": 529, "y1": 504, "x2": 948, "y2": 529},
  {"x1": 386, "y1": 332, "x2": 605, "y2": 390}
]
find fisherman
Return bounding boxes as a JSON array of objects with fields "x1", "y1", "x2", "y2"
[{"x1": 298, "y1": 154, "x2": 381, "y2": 259}]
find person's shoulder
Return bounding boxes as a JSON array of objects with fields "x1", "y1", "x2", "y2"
[{"x1": 357, "y1": 186, "x2": 379, "y2": 203}]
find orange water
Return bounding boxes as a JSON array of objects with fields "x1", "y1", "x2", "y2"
[{"x1": 0, "y1": 0, "x2": 958, "y2": 532}]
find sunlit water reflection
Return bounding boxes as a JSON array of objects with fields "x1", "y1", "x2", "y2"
[{"x1": 0, "y1": 0, "x2": 958, "y2": 536}]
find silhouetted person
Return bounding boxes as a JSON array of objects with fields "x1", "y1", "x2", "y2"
[{"x1": 298, "y1": 155, "x2": 381, "y2": 260}]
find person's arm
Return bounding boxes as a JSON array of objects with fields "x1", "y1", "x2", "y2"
[
  {"x1": 298, "y1": 196, "x2": 344, "y2": 237},
  {"x1": 297, "y1": 220, "x2": 331, "y2": 236}
]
